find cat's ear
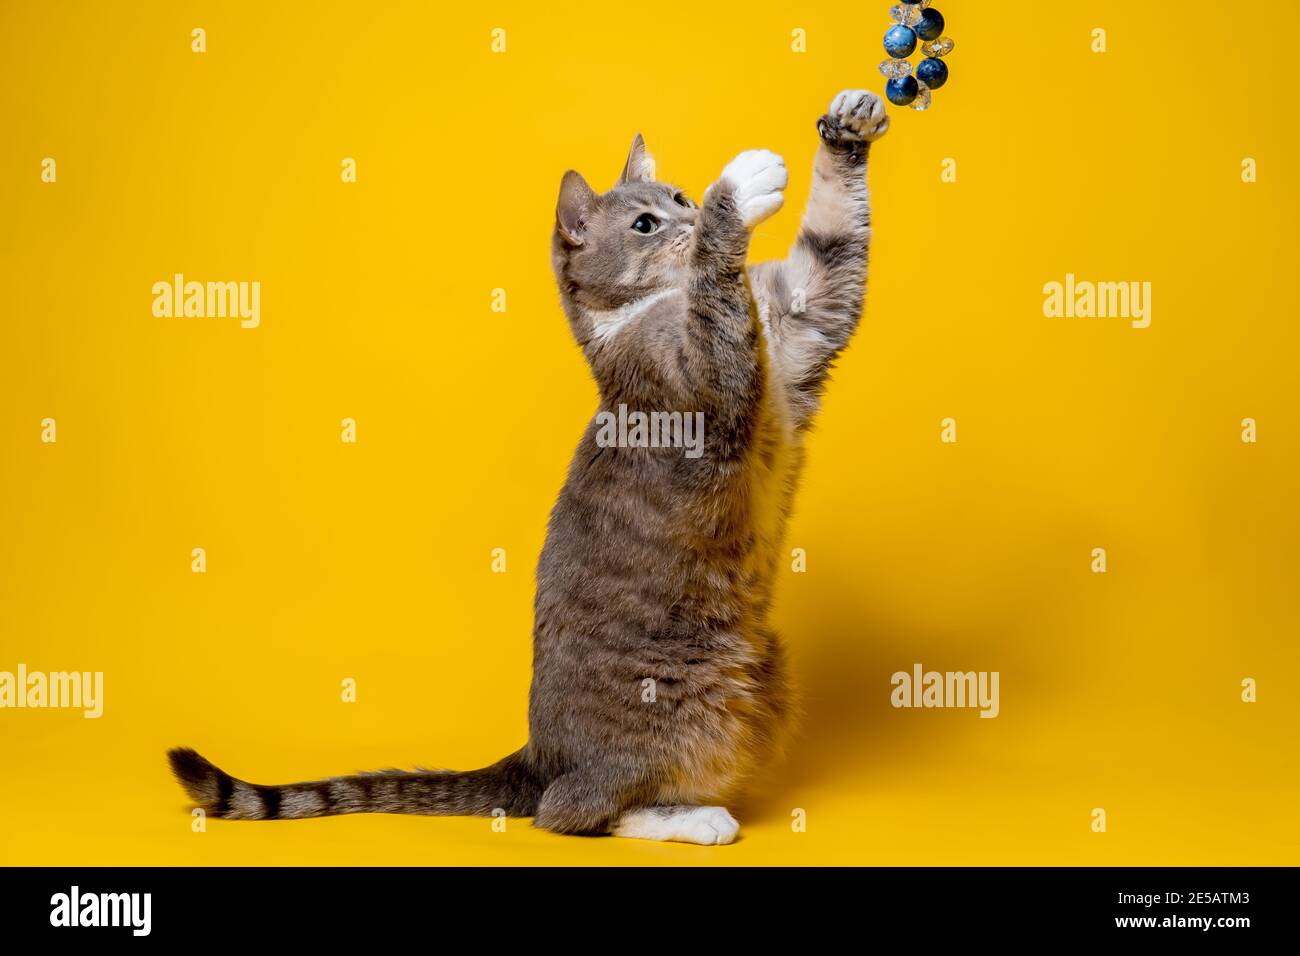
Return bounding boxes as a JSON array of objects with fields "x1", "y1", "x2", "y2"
[
  {"x1": 618, "y1": 133, "x2": 656, "y2": 185},
  {"x1": 556, "y1": 170, "x2": 596, "y2": 246}
]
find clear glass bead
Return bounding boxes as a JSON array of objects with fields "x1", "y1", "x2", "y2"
[
  {"x1": 922, "y1": 36, "x2": 955, "y2": 58},
  {"x1": 878, "y1": 58, "x2": 913, "y2": 79},
  {"x1": 911, "y1": 80, "x2": 932, "y2": 111},
  {"x1": 890, "y1": 4, "x2": 922, "y2": 26}
]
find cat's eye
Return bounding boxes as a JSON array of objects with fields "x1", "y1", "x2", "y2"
[
  {"x1": 631, "y1": 213, "x2": 660, "y2": 234},
  {"x1": 673, "y1": 193, "x2": 694, "y2": 209}
]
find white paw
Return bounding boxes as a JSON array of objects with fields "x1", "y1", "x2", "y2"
[
  {"x1": 613, "y1": 805, "x2": 741, "y2": 846},
  {"x1": 828, "y1": 89, "x2": 889, "y2": 142},
  {"x1": 720, "y1": 149, "x2": 787, "y2": 228},
  {"x1": 679, "y1": 806, "x2": 741, "y2": 845}
]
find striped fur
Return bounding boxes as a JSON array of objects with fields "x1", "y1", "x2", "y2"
[{"x1": 168, "y1": 748, "x2": 540, "y2": 820}]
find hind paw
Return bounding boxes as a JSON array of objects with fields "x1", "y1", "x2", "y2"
[{"x1": 613, "y1": 805, "x2": 740, "y2": 845}]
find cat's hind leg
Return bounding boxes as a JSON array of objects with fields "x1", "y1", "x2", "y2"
[
  {"x1": 531, "y1": 770, "x2": 634, "y2": 836},
  {"x1": 532, "y1": 772, "x2": 741, "y2": 845},
  {"x1": 613, "y1": 806, "x2": 741, "y2": 846}
]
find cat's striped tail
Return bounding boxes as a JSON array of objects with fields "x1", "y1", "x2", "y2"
[{"x1": 166, "y1": 747, "x2": 541, "y2": 820}]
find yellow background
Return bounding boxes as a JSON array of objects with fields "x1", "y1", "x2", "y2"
[{"x1": 2, "y1": 1, "x2": 1297, "y2": 866}]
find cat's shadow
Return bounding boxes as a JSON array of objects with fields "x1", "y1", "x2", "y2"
[{"x1": 736, "y1": 563, "x2": 1053, "y2": 825}]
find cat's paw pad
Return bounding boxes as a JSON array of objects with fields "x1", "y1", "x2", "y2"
[
  {"x1": 676, "y1": 806, "x2": 741, "y2": 846},
  {"x1": 820, "y1": 89, "x2": 889, "y2": 145},
  {"x1": 720, "y1": 149, "x2": 787, "y2": 228}
]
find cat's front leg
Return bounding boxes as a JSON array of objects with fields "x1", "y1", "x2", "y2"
[
  {"x1": 691, "y1": 148, "x2": 788, "y2": 278},
  {"x1": 818, "y1": 87, "x2": 890, "y2": 154},
  {"x1": 679, "y1": 150, "x2": 788, "y2": 457},
  {"x1": 751, "y1": 89, "x2": 886, "y2": 429},
  {"x1": 717, "y1": 149, "x2": 788, "y2": 229}
]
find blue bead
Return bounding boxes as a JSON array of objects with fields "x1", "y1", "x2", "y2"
[
  {"x1": 885, "y1": 75, "x2": 919, "y2": 106},
  {"x1": 883, "y1": 24, "x2": 917, "y2": 59},
  {"x1": 915, "y1": 8, "x2": 944, "y2": 42},
  {"x1": 916, "y1": 57, "x2": 948, "y2": 90}
]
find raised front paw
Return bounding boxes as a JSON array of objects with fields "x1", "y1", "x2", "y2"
[
  {"x1": 819, "y1": 89, "x2": 890, "y2": 147},
  {"x1": 719, "y1": 149, "x2": 787, "y2": 229}
]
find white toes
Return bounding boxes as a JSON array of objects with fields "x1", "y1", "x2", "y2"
[
  {"x1": 683, "y1": 806, "x2": 740, "y2": 845},
  {"x1": 719, "y1": 149, "x2": 787, "y2": 228},
  {"x1": 613, "y1": 806, "x2": 741, "y2": 846}
]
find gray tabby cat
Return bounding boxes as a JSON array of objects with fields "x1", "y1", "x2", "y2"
[{"x1": 169, "y1": 89, "x2": 888, "y2": 845}]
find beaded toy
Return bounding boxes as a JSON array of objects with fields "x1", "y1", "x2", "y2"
[{"x1": 879, "y1": 0, "x2": 955, "y2": 111}]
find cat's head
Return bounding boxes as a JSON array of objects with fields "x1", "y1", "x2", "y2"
[{"x1": 552, "y1": 135, "x2": 697, "y2": 320}]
